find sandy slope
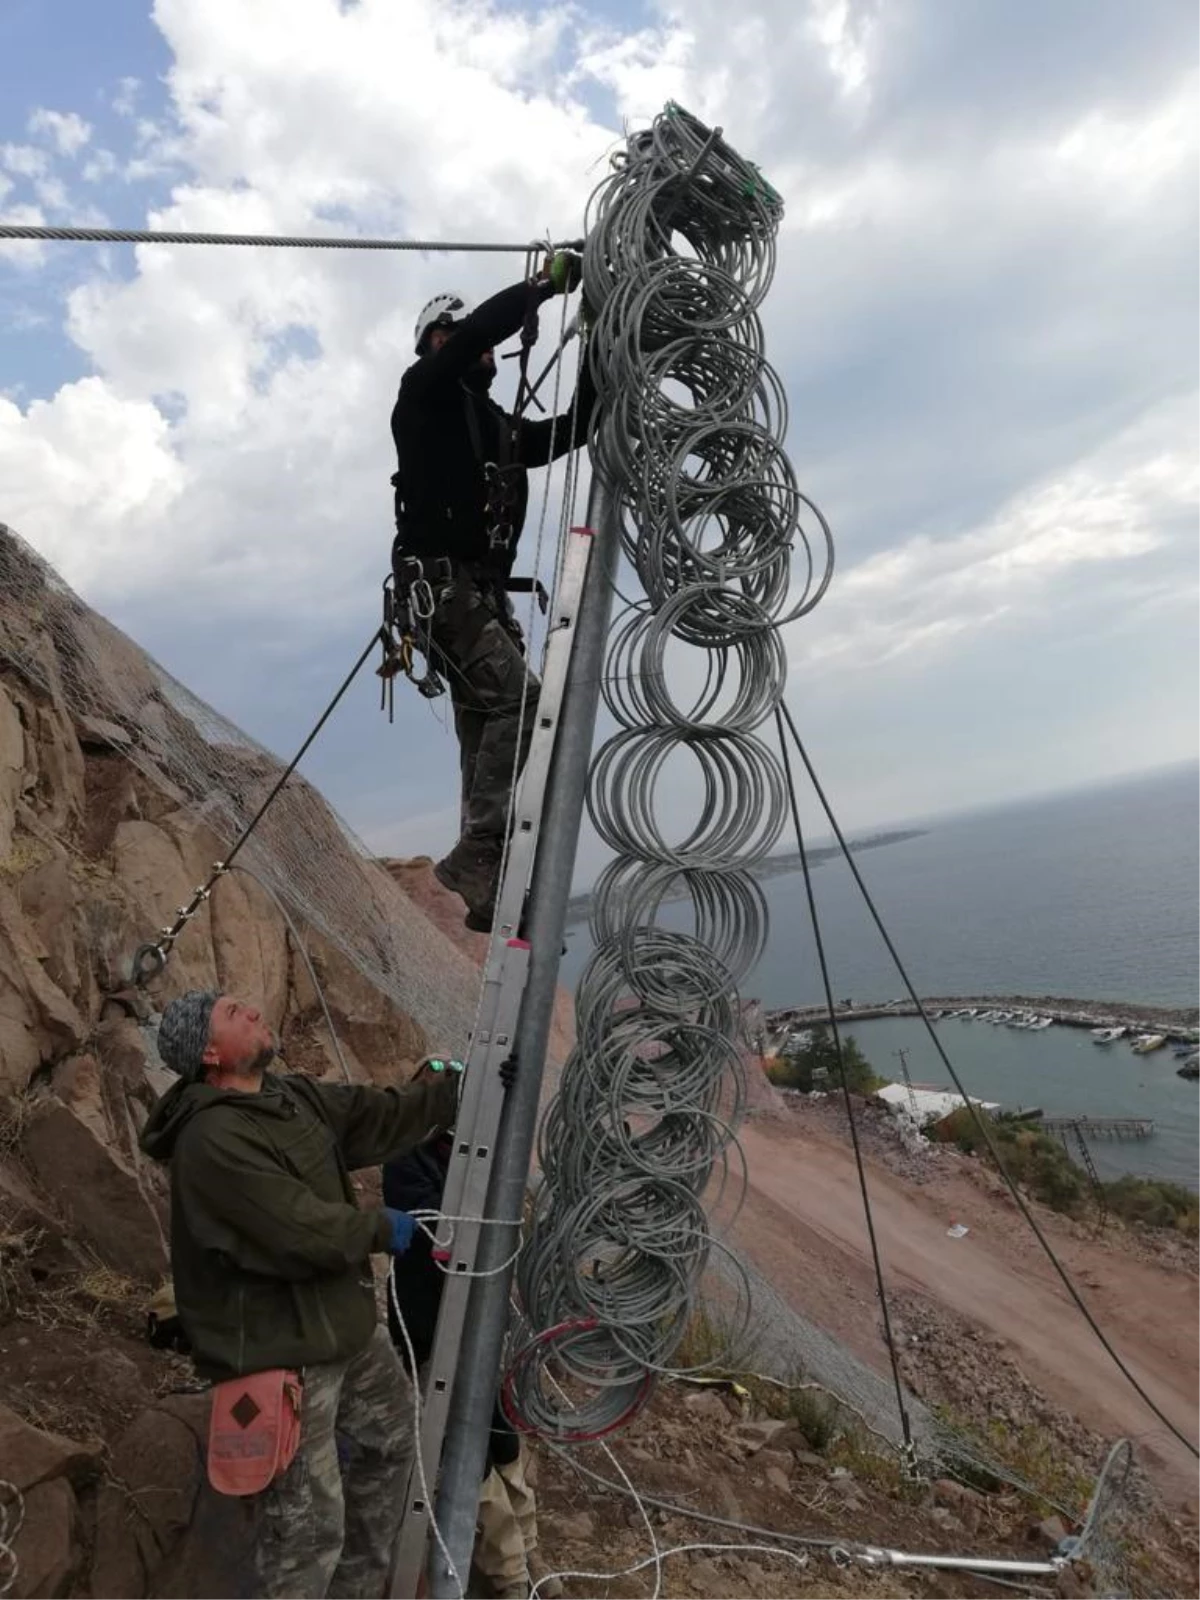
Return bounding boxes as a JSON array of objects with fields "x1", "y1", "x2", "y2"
[{"x1": 731, "y1": 1113, "x2": 1199, "y2": 1505}]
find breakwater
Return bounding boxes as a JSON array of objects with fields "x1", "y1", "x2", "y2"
[{"x1": 766, "y1": 993, "x2": 1199, "y2": 1041}]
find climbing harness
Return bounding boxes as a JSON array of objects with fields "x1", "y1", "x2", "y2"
[
  {"x1": 380, "y1": 546, "x2": 548, "y2": 719},
  {"x1": 378, "y1": 561, "x2": 448, "y2": 718}
]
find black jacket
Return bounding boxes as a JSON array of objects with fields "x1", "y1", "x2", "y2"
[
  {"x1": 390, "y1": 280, "x2": 595, "y2": 570},
  {"x1": 382, "y1": 1134, "x2": 519, "y2": 1469},
  {"x1": 382, "y1": 1132, "x2": 451, "y2": 1370}
]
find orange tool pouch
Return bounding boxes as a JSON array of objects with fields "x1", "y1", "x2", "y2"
[{"x1": 207, "y1": 1368, "x2": 303, "y2": 1496}]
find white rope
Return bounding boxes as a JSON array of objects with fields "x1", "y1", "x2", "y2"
[
  {"x1": 387, "y1": 1264, "x2": 466, "y2": 1600},
  {"x1": 0, "y1": 1480, "x2": 24, "y2": 1599},
  {"x1": 408, "y1": 1208, "x2": 525, "y2": 1278}
]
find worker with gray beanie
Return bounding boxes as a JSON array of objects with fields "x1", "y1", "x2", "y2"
[{"x1": 140, "y1": 989, "x2": 464, "y2": 1599}]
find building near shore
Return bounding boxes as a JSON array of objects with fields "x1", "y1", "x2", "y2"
[{"x1": 875, "y1": 1081, "x2": 1000, "y2": 1130}]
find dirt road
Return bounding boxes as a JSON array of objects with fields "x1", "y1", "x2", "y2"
[{"x1": 732, "y1": 1114, "x2": 1199, "y2": 1504}]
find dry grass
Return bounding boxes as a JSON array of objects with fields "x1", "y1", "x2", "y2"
[
  {"x1": 0, "y1": 837, "x2": 53, "y2": 878},
  {"x1": 0, "y1": 1091, "x2": 36, "y2": 1159},
  {"x1": 0, "y1": 1218, "x2": 43, "y2": 1317},
  {"x1": 77, "y1": 1263, "x2": 141, "y2": 1309}
]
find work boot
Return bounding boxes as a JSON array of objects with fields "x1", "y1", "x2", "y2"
[
  {"x1": 527, "y1": 1550, "x2": 564, "y2": 1599},
  {"x1": 433, "y1": 836, "x2": 502, "y2": 927}
]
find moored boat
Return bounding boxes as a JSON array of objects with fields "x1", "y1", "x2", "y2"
[{"x1": 1130, "y1": 1034, "x2": 1167, "y2": 1055}]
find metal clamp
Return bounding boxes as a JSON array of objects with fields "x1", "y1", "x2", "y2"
[
  {"x1": 129, "y1": 863, "x2": 226, "y2": 988},
  {"x1": 411, "y1": 578, "x2": 436, "y2": 620}
]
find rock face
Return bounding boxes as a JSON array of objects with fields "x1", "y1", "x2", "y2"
[
  {"x1": 0, "y1": 523, "x2": 587, "y2": 1600},
  {"x1": 0, "y1": 1402, "x2": 100, "y2": 1600}
]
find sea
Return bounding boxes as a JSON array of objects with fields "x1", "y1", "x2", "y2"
[{"x1": 561, "y1": 762, "x2": 1200, "y2": 1188}]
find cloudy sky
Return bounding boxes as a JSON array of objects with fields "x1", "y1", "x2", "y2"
[{"x1": 1, "y1": 0, "x2": 1196, "y2": 882}]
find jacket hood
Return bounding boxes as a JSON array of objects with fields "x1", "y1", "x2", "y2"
[{"x1": 140, "y1": 1072, "x2": 292, "y2": 1162}]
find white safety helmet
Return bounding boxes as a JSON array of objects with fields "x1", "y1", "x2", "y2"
[{"x1": 414, "y1": 292, "x2": 472, "y2": 354}]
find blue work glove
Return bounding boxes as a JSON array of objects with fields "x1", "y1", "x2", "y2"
[{"x1": 383, "y1": 1208, "x2": 417, "y2": 1256}]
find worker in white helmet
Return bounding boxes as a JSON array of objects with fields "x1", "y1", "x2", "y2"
[{"x1": 389, "y1": 252, "x2": 592, "y2": 930}]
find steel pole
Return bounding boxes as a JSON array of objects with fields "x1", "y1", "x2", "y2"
[{"x1": 427, "y1": 476, "x2": 619, "y2": 1597}]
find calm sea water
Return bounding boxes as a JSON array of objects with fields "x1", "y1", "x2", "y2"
[{"x1": 562, "y1": 763, "x2": 1199, "y2": 1185}]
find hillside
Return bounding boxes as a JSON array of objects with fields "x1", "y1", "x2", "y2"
[{"x1": 0, "y1": 521, "x2": 1196, "y2": 1599}]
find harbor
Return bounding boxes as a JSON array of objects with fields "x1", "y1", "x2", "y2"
[
  {"x1": 761, "y1": 1003, "x2": 1199, "y2": 1189},
  {"x1": 765, "y1": 993, "x2": 1200, "y2": 1081},
  {"x1": 765, "y1": 991, "x2": 1199, "y2": 1041}
]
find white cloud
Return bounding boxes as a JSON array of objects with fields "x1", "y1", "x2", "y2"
[
  {"x1": 1, "y1": 144, "x2": 50, "y2": 179},
  {"x1": 0, "y1": 379, "x2": 186, "y2": 575},
  {"x1": 81, "y1": 149, "x2": 120, "y2": 183},
  {"x1": 113, "y1": 77, "x2": 141, "y2": 118},
  {"x1": 0, "y1": 0, "x2": 1195, "y2": 832},
  {"x1": 28, "y1": 108, "x2": 93, "y2": 158},
  {"x1": 796, "y1": 397, "x2": 1198, "y2": 674}
]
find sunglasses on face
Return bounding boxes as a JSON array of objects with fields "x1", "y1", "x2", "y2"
[{"x1": 425, "y1": 1058, "x2": 465, "y2": 1074}]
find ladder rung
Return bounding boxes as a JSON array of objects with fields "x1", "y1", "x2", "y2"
[{"x1": 388, "y1": 527, "x2": 595, "y2": 1598}]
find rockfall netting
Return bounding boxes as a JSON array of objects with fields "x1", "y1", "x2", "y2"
[{"x1": 0, "y1": 521, "x2": 479, "y2": 1052}]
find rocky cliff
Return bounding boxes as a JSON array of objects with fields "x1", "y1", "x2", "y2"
[
  {"x1": 4, "y1": 524, "x2": 1193, "y2": 1600},
  {"x1": 0, "y1": 525, "x2": 575, "y2": 1595}
]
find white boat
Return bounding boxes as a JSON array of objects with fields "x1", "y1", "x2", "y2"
[
  {"x1": 1029, "y1": 1017, "x2": 1053, "y2": 1030},
  {"x1": 1131, "y1": 1034, "x2": 1167, "y2": 1055},
  {"x1": 1092, "y1": 1027, "x2": 1125, "y2": 1045}
]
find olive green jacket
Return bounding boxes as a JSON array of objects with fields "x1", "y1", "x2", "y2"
[{"x1": 140, "y1": 1069, "x2": 458, "y2": 1381}]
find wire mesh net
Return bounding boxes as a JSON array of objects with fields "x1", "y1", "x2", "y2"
[
  {"x1": 0, "y1": 521, "x2": 480, "y2": 1052},
  {"x1": 1, "y1": 517, "x2": 1142, "y2": 1592}
]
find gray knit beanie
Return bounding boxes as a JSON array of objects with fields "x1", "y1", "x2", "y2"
[{"x1": 157, "y1": 990, "x2": 219, "y2": 1081}]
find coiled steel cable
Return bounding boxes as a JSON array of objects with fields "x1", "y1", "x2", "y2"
[{"x1": 509, "y1": 103, "x2": 833, "y2": 1438}]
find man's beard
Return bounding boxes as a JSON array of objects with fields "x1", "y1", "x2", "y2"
[{"x1": 249, "y1": 1043, "x2": 276, "y2": 1075}]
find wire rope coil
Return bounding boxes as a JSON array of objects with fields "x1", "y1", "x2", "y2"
[{"x1": 508, "y1": 103, "x2": 834, "y2": 1437}]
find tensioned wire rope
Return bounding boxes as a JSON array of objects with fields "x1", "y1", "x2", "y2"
[
  {"x1": 0, "y1": 222, "x2": 583, "y2": 252},
  {"x1": 772, "y1": 705, "x2": 915, "y2": 1465},
  {"x1": 773, "y1": 701, "x2": 1199, "y2": 1463}
]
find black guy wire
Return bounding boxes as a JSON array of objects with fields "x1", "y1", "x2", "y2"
[
  {"x1": 134, "y1": 626, "x2": 383, "y2": 979},
  {"x1": 218, "y1": 627, "x2": 384, "y2": 875},
  {"x1": 778, "y1": 698, "x2": 1199, "y2": 1463},
  {"x1": 772, "y1": 704, "x2": 916, "y2": 1459}
]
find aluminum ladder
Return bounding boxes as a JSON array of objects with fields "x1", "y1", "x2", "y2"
[{"x1": 388, "y1": 524, "x2": 594, "y2": 1597}]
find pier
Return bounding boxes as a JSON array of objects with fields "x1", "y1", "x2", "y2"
[{"x1": 1038, "y1": 1115, "x2": 1155, "y2": 1141}]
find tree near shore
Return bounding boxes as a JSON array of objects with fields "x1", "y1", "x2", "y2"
[{"x1": 767, "y1": 1023, "x2": 883, "y2": 1095}]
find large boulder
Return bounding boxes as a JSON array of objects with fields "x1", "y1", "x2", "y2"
[
  {"x1": 91, "y1": 1395, "x2": 257, "y2": 1600},
  {"x1": 110, "y1": 820, "x2": 220, "y2": 999},
  {"x1": 0, "y1": 887, "x2": 86, "y2": 1095},
  {"x1": 0, "y1": 682, "x2": 25, "y2": 859},
  {"x1": 8, "y1": 1476, "x2": 82, "y2": 1600},
  {"x1": 207, "y1": 866, "x2": 289, "y2": 1029},
  {"x1": 292, "y1": 924, "x2": 428, "y2": 1086},
  {"x1": 14, "y1": 854, "x2": 94, "y2": 1025},
  {"x1": 21, "y1": 1098, "x2": 166, "y2": 1278},
  {"x1": 0, "y1": 1403, "x2": 101, "y2": 1492}
]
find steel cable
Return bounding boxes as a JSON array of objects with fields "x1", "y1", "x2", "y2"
[{"x1": 508, "y1": 103, "x2": 833, "y2": 1437}]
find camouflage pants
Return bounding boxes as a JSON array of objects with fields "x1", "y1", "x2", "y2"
[
  {"x1": 254, "y1": 1325, "x2": 414, "y2": 1599},
  {"x1": 430, "y1": 569, "x2": 541, "y2": 842}
]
